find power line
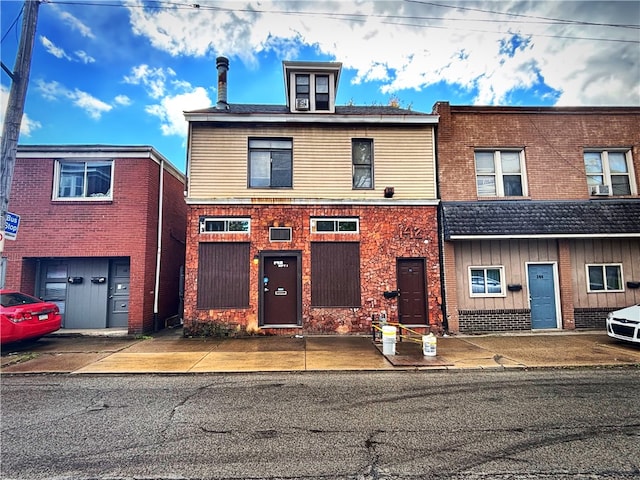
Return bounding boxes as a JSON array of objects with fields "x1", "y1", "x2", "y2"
[{"x1": 1, "y1": 4, "x2": 25, "y2": 43}]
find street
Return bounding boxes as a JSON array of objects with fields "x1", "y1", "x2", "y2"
[{"x1": 1, "y1": 369, "x2": 639, "y2": 479}]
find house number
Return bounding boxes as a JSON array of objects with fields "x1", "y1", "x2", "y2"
[{"x1": 398, "y1": 225, "x2": 425, "y2": 239}]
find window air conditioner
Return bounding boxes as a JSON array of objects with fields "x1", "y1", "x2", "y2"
[
  {"x1": 590, "y1": 184, "x2": 610, "y2": 196},
  {"x1": 295, "y1": 98, "x2": 309, "y2": 110}
]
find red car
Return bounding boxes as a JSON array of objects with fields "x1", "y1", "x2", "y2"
[{"x1": 1, "y1": 290, "x2": 62, "y2": 344}]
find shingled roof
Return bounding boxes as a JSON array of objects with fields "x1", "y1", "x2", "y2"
[{"x1": 442, "y1": 200, "x2": 640, "y2": 239}]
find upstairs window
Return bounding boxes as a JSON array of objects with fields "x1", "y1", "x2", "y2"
[
  {"x1": 584, "y1": 150, "x2": 634, "y2": 196},
  {"x1": 54, "y1": 160, "x2": 113, "y2": 200},
  {"x1": 249, "y1": 139, "x2": 292, "y2": 188},
  {"x1": 475, "y1": 150, "x2": 526, "y2": 197},
  {"x1": 315, "y1": 75, "x2": 329, "y2": 110},
  {"x1": 587, "y1": 264, "x2": 623, "y2": 292},
  {"x1": 295, "y1": 74, "x2": 310, "y2": 110},
  {"x1": 352, "y1": 139, "x2": 373, "y2": 189}
]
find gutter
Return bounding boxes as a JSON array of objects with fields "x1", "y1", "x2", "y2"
[{"x1": 153, "y1": 157, "x2": 164, "y2": 331}]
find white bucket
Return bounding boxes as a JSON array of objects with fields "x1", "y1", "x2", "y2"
[
  {"x1": 422, "y1": 333, "x2": 437, "y2": 357},
  {"x1": 382, "y1": 325, "x2": 396, "y2": 355}
]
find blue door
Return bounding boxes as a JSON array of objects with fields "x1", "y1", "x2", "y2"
[{"x1": 527, "y1": 264, "x2": 558, "y2": 329}]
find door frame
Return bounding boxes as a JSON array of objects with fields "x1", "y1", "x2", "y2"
[
  {"x1": 525, "y1": 261, "x2": 561, "y2": 329},
  {"x1": 258, "y1": 250, "x2": 302, "y2": 327}
]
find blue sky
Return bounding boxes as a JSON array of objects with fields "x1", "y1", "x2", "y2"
[{"x1": 1, "y1": 0, "x2": 639, "y2": 173}]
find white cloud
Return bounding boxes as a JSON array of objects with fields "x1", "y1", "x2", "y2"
[
  {"x1": 75, "y1": 50, "x2": 96, "y2": 64},
  {"x1": 57, "y1": 10, "x2": 96, "y2": 39},
  {"x1": 114, "y1": 95, "x2": 132, "y2": 106},
  {"x1": 0, "y1": 85, "x2": 41, "y2": 136},
  {"x1": 35, "y1": 79, "x2": 113, "y2": 119},
  {"x1": 124, "y1": 0, "x2": 639, "y2": 106},
  {"x1": 146, "y1": 86, "x2": 211, "y2": 138},
  {"x1": 40, "y1": 36, "x2": 72, "y2": 60},
  {"x1": 123, "y1": 65, "x2": 176, "y2": 99}
]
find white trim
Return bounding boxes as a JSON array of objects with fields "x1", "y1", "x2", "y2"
[
  {"x1": 184, "y1": 113, "x2": 439, "y2": 124},
  {"x1": 310, "y1": 217, "x2": 359, "y2": 234},
  {"x1": 468, "y1": 265, "x2": 506, "y2": 298},
  {"x1": 585, "y1": 263, "x2": 625, "y2": 293},
  {"x1": 187, "y1": 198, "x2": 440, "y2": 206},
  {"x1": 525, "y1": 262, "x2": 562, "y2": 329},
  {"x1": 449, "y1": 233, "x2": 640, "y2": 240},
  {"x1": 199, "y1": 217, "x2": 251, "y2": 234},
  {"x1": 52, "y1": 159, "x2": 114, "y2": 201}
]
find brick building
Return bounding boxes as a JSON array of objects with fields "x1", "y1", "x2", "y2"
[
  {"x1": 2, "y1": 145, "x2": 187, "y2": 334},
  {"x1": 434, "y1": 102, "x2": 640, "y2": 334},
  {"x1": 182, "y1": 58, "x2": 443, "y2": 336}
]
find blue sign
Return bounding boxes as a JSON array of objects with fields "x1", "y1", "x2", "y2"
[{"x1": 5, "y1": 212, "x2": 20, "y2": 240}]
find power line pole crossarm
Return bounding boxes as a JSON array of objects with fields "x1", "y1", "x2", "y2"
[{"x1": 1, "y1": 0, "x2": 40, "y2": 254}]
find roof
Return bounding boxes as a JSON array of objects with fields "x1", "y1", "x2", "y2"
[
  {"x1": 442, "y1": 200, "x2": 640, "y2": 239},
  {"x1": 184, "y1": 104, "x2": 438, "y2": 124}
]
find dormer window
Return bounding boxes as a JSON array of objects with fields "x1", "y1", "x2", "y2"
[
  {"x1": 284, "y1": 61, "x2": 341, "y2": 114},
  {"x1": 315, "y1": 75, "x2": 329, "y2": 110}
]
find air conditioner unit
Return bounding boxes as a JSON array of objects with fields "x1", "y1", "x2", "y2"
[
  {"x1": 295, "y1": 98, "x2": 309, "y2": 110},
  {"x1": 590, "y1": 184, "x2": 610, "y2": 196}
]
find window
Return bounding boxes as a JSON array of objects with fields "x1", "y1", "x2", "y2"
[
  {"x1": 311, "y1": 242, "x2": 361, "y2": 307},
  {"x1": 311, "y1": 218, "x2": 359, "y2": 233},
  {"x1": 249, "y1": 139, "x2": 292, "y2": 188},
  {"x1": 475, "y1": 150, "x2": 526, "y2": 197},
  {"x1": 54, "y1": 160, "x2": 113, "y2": 200},
  {"x1": 295, "y1": 74, "x2": 310, "y2": 101},
  {"x1": 315, "y1": 75, "x2": 329, "y2": 110},
  {"x1": 352, "y1": 139, "x2": 373, "y2": 189},
  {"x1": 197, "y1": 243, "x2": 250, "y2": 308},
  {"x1": 199, "y1": 217, "x2": 250, "y2": 234},
  {"x1": 469, "y1": 267, "x2": 505, "y2": 296},
  {"x1": 587, "y1": 264, "x2": 623, "y2": 292},
  {"x1": 584, "y1": 150, "x2": 634, "y2": 196}
]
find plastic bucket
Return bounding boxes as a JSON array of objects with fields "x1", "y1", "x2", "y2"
[
  {"x1": 422, "y1": 334, "x2": 437, "y2": 357},
  {"x1": 382, "y1": 325, "x2": 396, "y2": 355}
]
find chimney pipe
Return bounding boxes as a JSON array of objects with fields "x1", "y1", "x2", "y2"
[{"x1": 216, "y1": 56, "x2": 229, "y2": 110}]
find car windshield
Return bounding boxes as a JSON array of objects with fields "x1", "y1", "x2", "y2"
[{"x1": 1, "y1": 292, "x2": 41, "y2": 307}]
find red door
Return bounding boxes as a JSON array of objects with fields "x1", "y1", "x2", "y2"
[
  {"x1": 397, "y1": 258, "x2": 428, "y2": 325},
  {"x1": 262, "y1": 255, "x2": 300, "y2": 326}
]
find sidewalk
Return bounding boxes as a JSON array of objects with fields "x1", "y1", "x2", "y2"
[{"x1": 2, "y1": 328, "x2": 640, "y2": 374}]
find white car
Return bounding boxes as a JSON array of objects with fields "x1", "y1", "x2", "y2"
[{"x1": 606, "y1": 304, "x2": 640, "y2": 344}]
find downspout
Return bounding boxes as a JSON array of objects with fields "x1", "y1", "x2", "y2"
[{"x1": 153, "y1": 154, "x2": 164, "y2": 332}]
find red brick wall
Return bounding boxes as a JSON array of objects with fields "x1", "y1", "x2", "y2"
[
  {"x1": 183, "y1": 204, "x2": 443, "y2": 335},
  {"x1": 434, "y1": 103, "x2": 640, "y2": 201},
  {"x1": 3, "y1": 155, "x2": 185, "y2": 334}
]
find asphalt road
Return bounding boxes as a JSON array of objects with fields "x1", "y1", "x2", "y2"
[{"x1": 1, "y1": 369, "x2": 639, "y2": 479}]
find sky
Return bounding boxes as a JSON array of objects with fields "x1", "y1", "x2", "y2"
[{"x1": 1, "y1": 0, "x2": 639, "y2": 173}]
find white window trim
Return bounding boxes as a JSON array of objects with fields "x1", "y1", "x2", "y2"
[
  {"x1": 52, "y1": 159, "x2": 114, "y2": 201},
  {"x1": 584, "y1": 149, "x2": 637, "y2": 196},
  {"x1": 199, "y1": 217, "x2": 251, "y2": 234},
  {"x1": 468, "y1": 265, "x2": 506, "y2": 298},
  {"x1": 475, "y1": 149, "x2": 528, "y2": 198},
  {"x1": 310, "y1": 217, "x2": 359, "y2": 234},
  {"x1": 586, "y1": 263, "x2": 625, "y2": 293},
  {"x1": 290, "y1": 72, "x2": 336, "y2": 113}
]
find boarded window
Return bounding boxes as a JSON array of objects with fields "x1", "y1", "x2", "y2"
[
  {"x1": 197, "y1": 243, "x2": 250, "y2": 308},
  {"x1": 311, "y1": 242, "x2": 361, "y2": 307}
]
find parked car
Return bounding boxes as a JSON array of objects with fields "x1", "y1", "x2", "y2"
[
  {"x1": 1, "y1": 290, "x2": 62, "y2": 344},
  {"x1": 606, "y1": 304, "x2": 640, "y2": 345}
]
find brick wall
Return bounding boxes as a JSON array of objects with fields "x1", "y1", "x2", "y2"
[
  {"x1": 183, "y1": 204, "x2": 442, "y2": 335},
  {"x1": 4, "y1": 155, "x2": 185, "y2": 334},
  {"x1": 458, "y1": 309, "x2": 531, "y2": 333},
  {"x1": 574, "y1": 308, "x2": 611, "y2": 329}
]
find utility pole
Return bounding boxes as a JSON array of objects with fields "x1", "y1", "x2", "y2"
[{"x1": 1, "y1": 0, "x2": 40, "y2": 254}]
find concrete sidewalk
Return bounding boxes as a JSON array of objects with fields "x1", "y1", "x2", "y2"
[{"x1": 2, "y1": 328, "x2": 640, "y2": 374}]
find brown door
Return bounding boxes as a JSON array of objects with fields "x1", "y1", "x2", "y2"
[
  {"x1": 262, "y1": 254, "x2": 300, "y2": 326},
  {"x1": 397, "y1": 258, "x2": 428, "y2": 325}
]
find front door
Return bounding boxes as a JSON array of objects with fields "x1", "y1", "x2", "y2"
[
  {"x1": 108, "y1": 259, "x2": 130, "y2": 328},
  {"x1": 261, "y1": 254, "x2": 300, "y2": 326},
  {"x1": 527, "y1": 263, "x2": 558, "y2": 329},
  {"x1": 397, "y1": 258, "x2": 428, "y2": 325}
]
